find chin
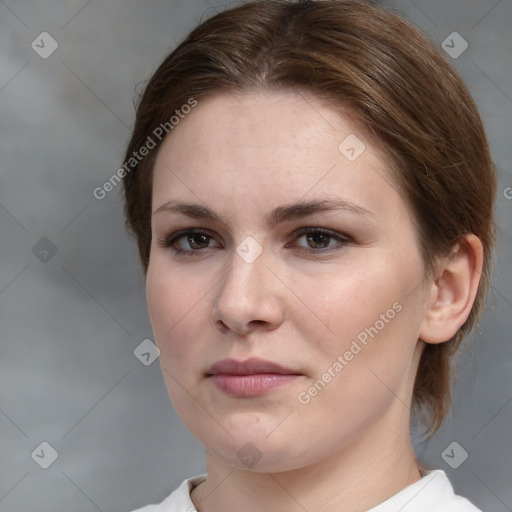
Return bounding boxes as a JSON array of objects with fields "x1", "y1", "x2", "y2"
[{"x1": 198, "y1": 424, "x2": 313, "y2": 473}]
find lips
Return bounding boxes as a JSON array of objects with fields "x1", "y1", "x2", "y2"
[
  {"x1": 206, "y1": 357, "x2": 302, "y2": 397},
  {"x1": 207, "y1": 357, "x2": 300, "y2": 376}
]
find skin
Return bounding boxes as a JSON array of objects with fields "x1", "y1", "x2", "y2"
[{"x1": 146, "y1": 90, "x2": 483, "y2": 512}]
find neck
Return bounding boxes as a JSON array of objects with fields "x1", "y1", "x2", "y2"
[{"x1": 191, "y1": 409, "x2": 422, "y2": 512}]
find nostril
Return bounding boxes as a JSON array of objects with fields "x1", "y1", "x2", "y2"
[
  {"x1": 249, "y1": 320, "x2": 267, "y2": 327},
  {"x1": 214, "y1": 319, "x2": 230, "y2": 333}
]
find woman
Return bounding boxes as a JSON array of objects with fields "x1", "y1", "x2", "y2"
[{"x1": 123, "y1": 1, "x2": 496, "y2": 510}]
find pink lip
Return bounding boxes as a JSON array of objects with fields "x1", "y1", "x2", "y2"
[{"x1": 207, "y1": 358, "x2": 302, "y2": 397}]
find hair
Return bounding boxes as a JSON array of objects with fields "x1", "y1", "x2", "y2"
[{"x1": 122, "y1": 0, "x2": 496, "y2": 434}]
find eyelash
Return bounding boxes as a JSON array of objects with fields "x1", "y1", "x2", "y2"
[{"x1": 157, "y1": 227, "x2": 351, "y2": 257}]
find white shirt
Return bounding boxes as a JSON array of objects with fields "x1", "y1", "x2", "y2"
[{"x1": 131, "y1": 469, "x2": 482, "y2": 511}]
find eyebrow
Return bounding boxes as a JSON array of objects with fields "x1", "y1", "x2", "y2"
[{"x1": 153, "y1": 198, "x2": 374, "y2": 227}]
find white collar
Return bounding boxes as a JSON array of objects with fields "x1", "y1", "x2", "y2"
[{"x1": 132, "y1": 469, "x2": 481, "y2": 511}]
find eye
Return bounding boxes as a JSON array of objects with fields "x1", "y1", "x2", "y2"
[
  {"x1": 181, "y1": 233, "x2": 211, "y2": 250},
  {"x1": 158, "y1": 228, "x2": 221, "y2": 255},
  {"x1": 291, "y1": 227, "x2": 350, "y2": 252},
  {"x1": 158, "y1": 226, "x2": 351, "y2": 257}
]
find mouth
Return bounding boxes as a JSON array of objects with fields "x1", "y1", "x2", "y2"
[{"x1": 206, "y1": 357, "x2": 302, "y2": 397}]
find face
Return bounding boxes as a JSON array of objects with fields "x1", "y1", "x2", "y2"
[{"x1": 146, "y1": 90, "x2": 430, "y2": 473}]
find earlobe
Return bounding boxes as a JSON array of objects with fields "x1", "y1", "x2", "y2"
[{"x1": 419, "y1": 234, "x2": 484, "y2": 344}]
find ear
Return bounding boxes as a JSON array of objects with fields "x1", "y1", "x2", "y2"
[{"x1": 419, "y1": 234, "x2": 484, "y2": 344}]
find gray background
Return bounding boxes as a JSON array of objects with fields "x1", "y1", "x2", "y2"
[{"x1": 0, "y1": 1, "x2": 511, "y2": 511}]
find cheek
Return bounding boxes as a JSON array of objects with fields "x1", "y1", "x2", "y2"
[
  {"x1": 145, "y1": 258, "x2": 209, "y2": 367},
  {"x1": 288, "y1": 255, "x2": 425, "y2": 393},
  {"x1": 288, "y1": 262, "x2": 408, "y2": 349}
]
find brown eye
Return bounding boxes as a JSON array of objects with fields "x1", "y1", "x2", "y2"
[
  {"x1": 158, "y1": 229, "x2": 221, "y2": 255},
  {"x1": 305, "y1": 232, "x2": 334, "y2": 249},
  {"x1": 292, "y1": 228, "x2": 350, "y2": 252},
  {"x1": 187, "y1": 233, "x2": 210, "y2": 249}
]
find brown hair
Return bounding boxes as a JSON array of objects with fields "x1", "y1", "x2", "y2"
[{"x1": 122, "y1": 0, "x2": 496, "y2": 433}]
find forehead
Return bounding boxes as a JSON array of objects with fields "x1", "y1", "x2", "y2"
[
  {"x1": 151, "y1": 90, "x2": 402, "y2": 221},
  {"x1": 156, "y1": 90, "x2": 374, "y2": 163}
]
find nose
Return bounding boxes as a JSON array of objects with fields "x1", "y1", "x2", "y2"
[{"x1": 211, "y1": 244, "x2": 285, "y2": 337}]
